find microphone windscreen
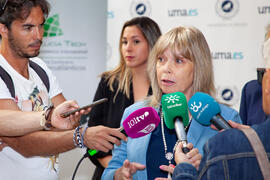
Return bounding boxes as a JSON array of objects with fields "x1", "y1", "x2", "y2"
[
  {"x1": 188, "y1": 92, "x2": 220, "y2": 126},
  {"x1": 161, "y1": 92, "x2": 189, "y2": 129},
  {"x1": 122, "y1": 107, "x2": 160, "y2": 138}
]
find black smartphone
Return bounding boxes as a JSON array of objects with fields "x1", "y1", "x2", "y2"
[{"x1": 60, "y1": 98, "x2": 108, "y2": 118}]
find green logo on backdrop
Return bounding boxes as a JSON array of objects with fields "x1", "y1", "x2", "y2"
[{"x1": 43, "y1": 14, "x2": 63, "y2": 37}]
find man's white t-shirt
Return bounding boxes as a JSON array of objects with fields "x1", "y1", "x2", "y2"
[{"x1": 0, "y1": 55, "x2": 62, "y2": 180}]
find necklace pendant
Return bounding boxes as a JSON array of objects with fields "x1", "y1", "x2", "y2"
[{"x1": 165, "y1": 152, "x2": 173, "y2": 161}]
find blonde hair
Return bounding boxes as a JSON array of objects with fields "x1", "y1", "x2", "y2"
[
  {"x1": 102, "y1": 16, "x2": 161, "y2": 101},
  {"x1": 147, "y1": 26, "x2": 215, "y2": 107}
]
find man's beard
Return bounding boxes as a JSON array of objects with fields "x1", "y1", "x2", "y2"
[{"x1": 8, "y1": 32, "x2": 42, "y2": 59}]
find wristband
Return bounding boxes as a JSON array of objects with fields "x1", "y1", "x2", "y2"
[
  {"x1": 76, "y1": 126, "x2": 83, "y2": 148},
  {"x1": 73, "y1": 127, "x2": 79, "y2": 147},
  {"x1": 73, "y1": 126, "x2": 85, "y2": 148},
  {"x1": 81, "y1": 124, "x2": 88, "y2": 148}
]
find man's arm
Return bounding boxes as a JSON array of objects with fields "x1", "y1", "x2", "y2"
[
  {"x1": 0, "y1": 110, "x2": 44, "y2": 136},
  {"x1": 0, "y1": 93, "x2": 68, "y2": 132},
  {"x1": 2, "y1": 125, "x2": 128, "y2": 157},
  {"x1": 0, "y1": 94, "x2": 126, "y2": 157},
  {"x1": 0, "y1": 99, "x2": 46, "y2": 137},
  {"x1": 2, "y1": 130, "x2": 75, "y2": 157},
  {"x1": 0, "y1": 93, "x2": 72, "y2": 157},
  {"x1": 0, "y1": 99, "x2": 85, "y2": 136}
]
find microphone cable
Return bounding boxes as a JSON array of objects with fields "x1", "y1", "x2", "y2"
[{"x1": 71, "y1": 152, "x2": 89, "y2": 180}]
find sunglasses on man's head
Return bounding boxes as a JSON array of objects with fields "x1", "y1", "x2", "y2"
[{"x1": 0, "y1": 0, "x2": 8, "y2": 16}]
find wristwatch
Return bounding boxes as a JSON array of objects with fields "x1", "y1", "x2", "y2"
[
  {"x1": 40, "y1": 111, "x2": 46, "y2": 128},
  {"x1": 40, "y1": 105, "x2": 54, "y2": 130},
  {"x1": 40, "y1": 111, "x2": 51, "y2": 130}
]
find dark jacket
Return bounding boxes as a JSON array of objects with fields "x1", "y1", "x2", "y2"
[
  {"x1": 172, "y1": 117, "x2": 270, "y2": 180},
  {"x1": 239, "y1": 80, "x2": 267, "y2": 125}
]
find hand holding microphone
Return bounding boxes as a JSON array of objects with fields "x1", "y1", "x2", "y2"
[
  {"x1": 228, "y1": 120, "x2": 249, "y2": 129},
  {"x1": 83, "y1": 126, "x2": 128, "y2": 153},
  {"x1": 174, "y1": 142, "x2": 201, "y2": 170},
  {"x1": 87, "y1": 107, "x2": 160, "y2": 156}
]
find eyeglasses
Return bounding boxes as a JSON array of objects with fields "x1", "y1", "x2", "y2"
[{"x1": 0, "y1": 0, "x2": 8, "y2": 16}]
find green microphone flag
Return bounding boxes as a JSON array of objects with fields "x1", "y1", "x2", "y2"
[{"x1": 161, "y1": 92, "x2": 189, "y2": 129}]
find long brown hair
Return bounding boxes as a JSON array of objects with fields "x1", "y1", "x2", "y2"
[{"x1": 102, "y1": 16, "x2": 161, "y2": 100}]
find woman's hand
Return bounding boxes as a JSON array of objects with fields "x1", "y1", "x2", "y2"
[{"x1": 114, "y1": 159, "x2": 145, "y2": 180}]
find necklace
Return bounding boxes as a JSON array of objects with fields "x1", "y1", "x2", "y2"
[{"x1": 160, "y1": 108, "x2": 180, "y2": 165}]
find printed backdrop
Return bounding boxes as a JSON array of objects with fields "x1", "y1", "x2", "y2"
[
  {"x1": 39, "y1": 1, "x2": 107, "y2": 179},
  {"x1": 107, "y1": 0, "x2": 270, "y2": 110},
  {"x1": 40, "y1": 0, "x2": 107, "y2": 106}
]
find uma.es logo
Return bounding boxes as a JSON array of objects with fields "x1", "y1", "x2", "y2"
[
  {"x1": 212, "y1": 52, "x2": 243, "y2": 60},
  {"x1": 215, "y1": 0, "x2": 239, "y2": 20},
  {"x1": 130, "y1": 0, "x2": 151, "y2": 17},
  {"x1": 168, "y1": 9, "x2": 198, "y2": 17},
  {"x1": 258, "y1": 6, "x2": 270, "y2": 14},
  {"x1": 44, "y1": 14, "x2": 63, "y2": 37}
]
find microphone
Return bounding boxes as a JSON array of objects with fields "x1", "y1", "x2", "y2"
[
  {"x1": 122, "y1": 106, "x2": 160, "y2": 138},
  {"x1": 88, "y1": 107, "x2": 160, "y2": 156},
  {"x1": 188, "y1": 92, "x2": 232, "y2": 130},
  {"x1": 161, "y1": 92, "x2": 190, "y2": 153}
]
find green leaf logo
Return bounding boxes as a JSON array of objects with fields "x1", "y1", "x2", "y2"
[{"x1": 43, "y1": 14, "x2": 63, "y2": 37}]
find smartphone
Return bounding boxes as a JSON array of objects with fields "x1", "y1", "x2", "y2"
[{"x1": 60, "y1": 98, "x2": 108, "y2": 118}]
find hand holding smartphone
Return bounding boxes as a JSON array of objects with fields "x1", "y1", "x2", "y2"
[{"x1": 60, "y1": 98, "x2": 108, "y2": 118}]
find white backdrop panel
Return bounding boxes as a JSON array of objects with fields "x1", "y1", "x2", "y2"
[
  {"x1": 107, "y1": 0, "x2": 270, "y2": 110},
  {"x1": 39, "y1": 0, "x2": 107, "y2": 179}
]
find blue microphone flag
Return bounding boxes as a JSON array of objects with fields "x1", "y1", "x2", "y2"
[{"x1": 188, "y1": 92, "x2": 220, "y2": 126}]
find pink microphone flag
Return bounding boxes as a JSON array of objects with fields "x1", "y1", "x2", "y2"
[{"x1": 122, "y1": 107, "x2": 160, "y2": 138}]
